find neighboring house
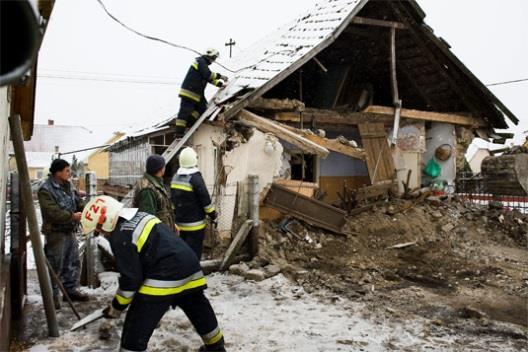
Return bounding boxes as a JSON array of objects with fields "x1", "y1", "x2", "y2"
[
  {"x1": 468, "y1": 148, "x2": 491, "y2": 174},
  {"x1": 7, "y1": 120, "x2": 112, "y2": 180},
  {"x1": 83, "y1": 132, "x2": 124, "y2": 180},
  {"x1": 106, "y1": 0, "x2": 518, "y2": 237}
]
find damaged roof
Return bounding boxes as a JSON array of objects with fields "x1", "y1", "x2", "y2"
[{"x1": 210, "y1": 0, "x2": 518, "y2": 129}]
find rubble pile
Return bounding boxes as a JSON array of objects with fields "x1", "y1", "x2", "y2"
[{"x1": 254, "y1": 198, "x2": 528, "y2": 337}]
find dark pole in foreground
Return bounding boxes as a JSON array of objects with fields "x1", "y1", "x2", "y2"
[{"x1": 8, "y1": 115, "x2": 59, "y2": 337}]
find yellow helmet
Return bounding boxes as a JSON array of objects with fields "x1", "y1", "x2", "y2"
[
  {"x1": 81, "y1": 195, "x2": 123, "y2": 234},
  {"x1": 179, "y1": 147, "x2": 198, "y2": 168}
]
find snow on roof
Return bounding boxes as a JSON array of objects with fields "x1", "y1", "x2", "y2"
[{"x1": 212, "y1": 0, "x2": 368, "y2": 108}]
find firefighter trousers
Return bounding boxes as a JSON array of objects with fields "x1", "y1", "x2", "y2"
[
  {"x1": 120, "y1": 291, "x2": 224, "y2": 352},
  {"x1": 175, "y1": 98, "x2": 207, "y2": 136},
  {"x1": 180, "y1": 228, "x2": 205, "y2": 260}
]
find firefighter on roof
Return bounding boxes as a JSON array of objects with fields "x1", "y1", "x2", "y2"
[{"x1": 175, "y1": 48, "x2": 228, "y2": 137}]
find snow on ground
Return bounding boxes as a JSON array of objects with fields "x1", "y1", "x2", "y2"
[{"x1": 22, "y1": 271, "x2": 525, "y2": 352}]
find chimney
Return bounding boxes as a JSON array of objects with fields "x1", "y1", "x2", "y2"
[{"x1": 48, "y1": 119, "x2": 54, "y2": 126}]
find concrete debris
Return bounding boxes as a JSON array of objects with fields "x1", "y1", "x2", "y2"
[{"x1": 244, "y1": 269, "x2": 267, "y2": 282}]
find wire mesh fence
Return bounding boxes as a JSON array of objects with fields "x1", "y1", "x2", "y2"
[{"x1": 456, "y1": 172, "x2": 528, "y2": 214}]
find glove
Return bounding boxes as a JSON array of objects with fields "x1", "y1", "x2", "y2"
[
  {"x1": 208, "y1": 210, "x2": 217, "y2": 221},
  {"x1": 216, "y1": 81, "x2": 224, "y2": 88},
  {"x1": 103, "y1": 305, "x2": 122, "y2": 319},
  {"x1": 220, "y1": 74, "x2": 229, "y2": 82}
]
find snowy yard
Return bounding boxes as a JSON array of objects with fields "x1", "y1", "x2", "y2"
[{"x1": 19, "y1": 271, "x2": 525, "y2": 352}]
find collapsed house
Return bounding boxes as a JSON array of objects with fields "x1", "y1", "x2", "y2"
[{"x1": 105, "y1": 0, "x2": 518, "y2": 238}]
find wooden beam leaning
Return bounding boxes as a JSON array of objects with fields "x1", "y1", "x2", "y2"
[
  {"x1": 351, "y1": 16, "x2": 408, "y2": 30},
  {"x1": 239, "y1": 109, "x2": 329, "y2": 157}
]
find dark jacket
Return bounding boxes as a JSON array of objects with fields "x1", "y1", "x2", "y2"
[
  {"x1": 109, "y1": 212, "x2": 206, "y2": 311},
  {"x1": 133, "y1": 173, "x2": 176, "y2": 230},
  {"x1": 171, "y1": 170, "x2": 216, "y2": 232},
  {"x1": 179, "y1": 56, "x2": 223, "y2": 103},
  {"x1": 38, "y1": 176, "x2": 84, "y2": 234}
]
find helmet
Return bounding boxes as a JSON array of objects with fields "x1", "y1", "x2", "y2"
[
  {"x1": 179, "y1": 147, "x2": 198, "y2": 168},
  {"x1": 204, "y1": 47, "x2": 219, "y2": 60},
  {"x1": 81, "y1": 195, "x2": 123, "y2": 234}
]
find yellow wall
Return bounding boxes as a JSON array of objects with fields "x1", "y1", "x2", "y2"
[
  {"x1": 85, "y1": 132, "x2": 124, "y2": 180},
  {"x1": 86, "y1": 150, "x2": 110, "y2": 179}
]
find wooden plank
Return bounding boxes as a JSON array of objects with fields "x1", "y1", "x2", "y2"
[
  {"x1": 358, "y1": 123, "x2": 395, "y2": 184},
  {"x1": 364, "y1": 105, "x2": 486, "y2": 127},
  {"x1": 239, "y1": 109, "x2": 329, "y2": 157},
  {"x1": 351, "y1": 16, "x2": 408, "y2": 30},
  {"x1": 274, "y1": 107, "x2": 486, "y2": 127},
  {"x1": 264, "y1": 183, "x2": 347, "y2": 234},
  {"x1": 219, "y1": 220, "x2": 253, "y2": 271}
]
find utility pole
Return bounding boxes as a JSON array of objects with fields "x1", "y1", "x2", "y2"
[{"x1": 225, "y1": 38, "x2": 236, "y2": 58}]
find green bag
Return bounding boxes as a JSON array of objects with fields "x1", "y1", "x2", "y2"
[{"x1": 424, "y1": 158, "x2": 441, "y2": 178}]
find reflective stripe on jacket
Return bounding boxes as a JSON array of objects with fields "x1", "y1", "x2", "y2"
[
  {"x1": 171, "y1": 170, "x2": 214, "y2": 231},
  {"x1": 179, "y1": 56, "x2": 222, "y2": 103},
  {"x1": 109, "y1": 212, "x2": 206, "y2": 310}
]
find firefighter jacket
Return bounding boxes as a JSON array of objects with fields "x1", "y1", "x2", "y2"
[
  {"x1": 133, "y1": 172, "x2": 176, "y2": 230},
  {"x1": 38, "y1": 176, "x2": 84, "y2": 234},
  {"x1": 171, "y1": 168, "x2": 215, "y2": 232},
  {"x1": 109, "y1": 211, "x2": 206, "y2": 311},
  {"x1": 179, "y1": 56, "x2": 223, "y2": 103}
]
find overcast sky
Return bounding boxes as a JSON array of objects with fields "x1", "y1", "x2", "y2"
[{"x1": 35, "y1": 0, "x2": 527, "y2": 149}]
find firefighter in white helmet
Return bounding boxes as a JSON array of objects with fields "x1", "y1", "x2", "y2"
[
  {"x1": 81, "y1": 195, "x2": 226, "y2": 352},
  {"x1": 171, "y1": 147, "x2": 217, "y2": 259},
  {"x1": 175, "y1": 47, "x2": 228, "y2": 137}
]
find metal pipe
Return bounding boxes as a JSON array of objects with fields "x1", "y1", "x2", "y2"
[{"x1": 9, "y1": 114, "x2": 59, "y2": 337}]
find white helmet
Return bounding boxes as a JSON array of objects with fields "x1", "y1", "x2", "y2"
[
  {"x1": 179, "y1": 147, "x2": 198, "y2": 168},
  {"x1": 81, "y1": 195, "x2": 124, "y2": 234},
  {"x1": 204, "y1": 47, "x2": 219, "y2": 60}
]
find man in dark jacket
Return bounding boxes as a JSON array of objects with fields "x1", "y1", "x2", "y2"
[
  {"x1": 175, "y1": 48, "x2": 228, "y2": 137},
  {"x1": 81, "y1": 195, "x2": 226, "y2": 352},
  {"x1": 171, "y1": 147, "x2": 216, "y2": 260},
  {"x1": 133, "y1": 154, "x2": 176, "y2": 231},
  {"x1": 38, "y1": 159, "x2": 88, "y2": 309}
]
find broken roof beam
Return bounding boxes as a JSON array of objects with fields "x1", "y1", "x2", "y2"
[
  {"x1": 363, "y1": 105, "x2": 487, "y2": 127},
  {"x1": 274, "y1": 106, "x2": 487, "y2": 128},
  {"x1": 248, "y1": 98, "x2": 305, "y2": 112},
  {"x1": 351, "y1": 16, "x2": 409, "y2": 30},
  {"x1": 238, "y1": 109, "x2": 329, "y2": 158},
  {"x1": 276, "y1": 123, "x2": 366, "y2": 160}
]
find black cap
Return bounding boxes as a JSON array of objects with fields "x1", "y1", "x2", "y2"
[
  {"x1": 146, "y1": 154, "x2": 166, "y2": 175},
  {"x1": 50, "y1": 159, "x2": 70, "y2": 174}
]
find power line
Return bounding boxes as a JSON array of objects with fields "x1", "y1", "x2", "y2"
[
  {"x1": 40, "y1": 68, "x2": 182, "y2": 81},
  {"x1": 94, "y1": 0, "x2": 296, "y2": 74},
  {"x1": 486, "y1": 78, "x2": 528, "y2": 87},
  {"x1": 38, "y1": 73, "x2": 181, "y2": 85}
]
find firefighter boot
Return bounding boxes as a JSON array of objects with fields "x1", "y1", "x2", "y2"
[{"x1": 198, "y1": 338, "x2": 226, "y2": 352}]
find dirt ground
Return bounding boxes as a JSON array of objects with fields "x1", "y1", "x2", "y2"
[
  {"x1": 10, "y1": 199, "x2": 528, "y2": 351},
  {"x1": 258, "y1": 198, "x2": 528, "y2": 350}
]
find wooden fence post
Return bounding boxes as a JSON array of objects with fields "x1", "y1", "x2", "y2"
[
  {"x1": 84, "y1": 172, "x2": 98, "y2": 288},
  {"x1": 8, "y1": 115, "x2": 58, "y2": 337},
  {"x1": 248, "y1": 174, "x2": 260, "y2": 257}
]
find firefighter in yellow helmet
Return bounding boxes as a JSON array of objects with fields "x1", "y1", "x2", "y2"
[
  {"x1": 171, "y1": 147, "x2": 217, "y2": 259},
  {"x1": 81, "y1": 195, "x2": 226, "y2": 352}
]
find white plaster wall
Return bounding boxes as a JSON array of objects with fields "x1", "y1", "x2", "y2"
[
  {"x1": 424, "y1": 123, "x2": 456, "y2": 186},
  {"x1": 219, "y1": 130, "x2": 283, "y2": 235},
  {"x1": 190, "y1": 124, "x2": 226, "y2": 193},
  {"x1": 469, "y1": 149, "x2": 490, "y2": 174}
]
